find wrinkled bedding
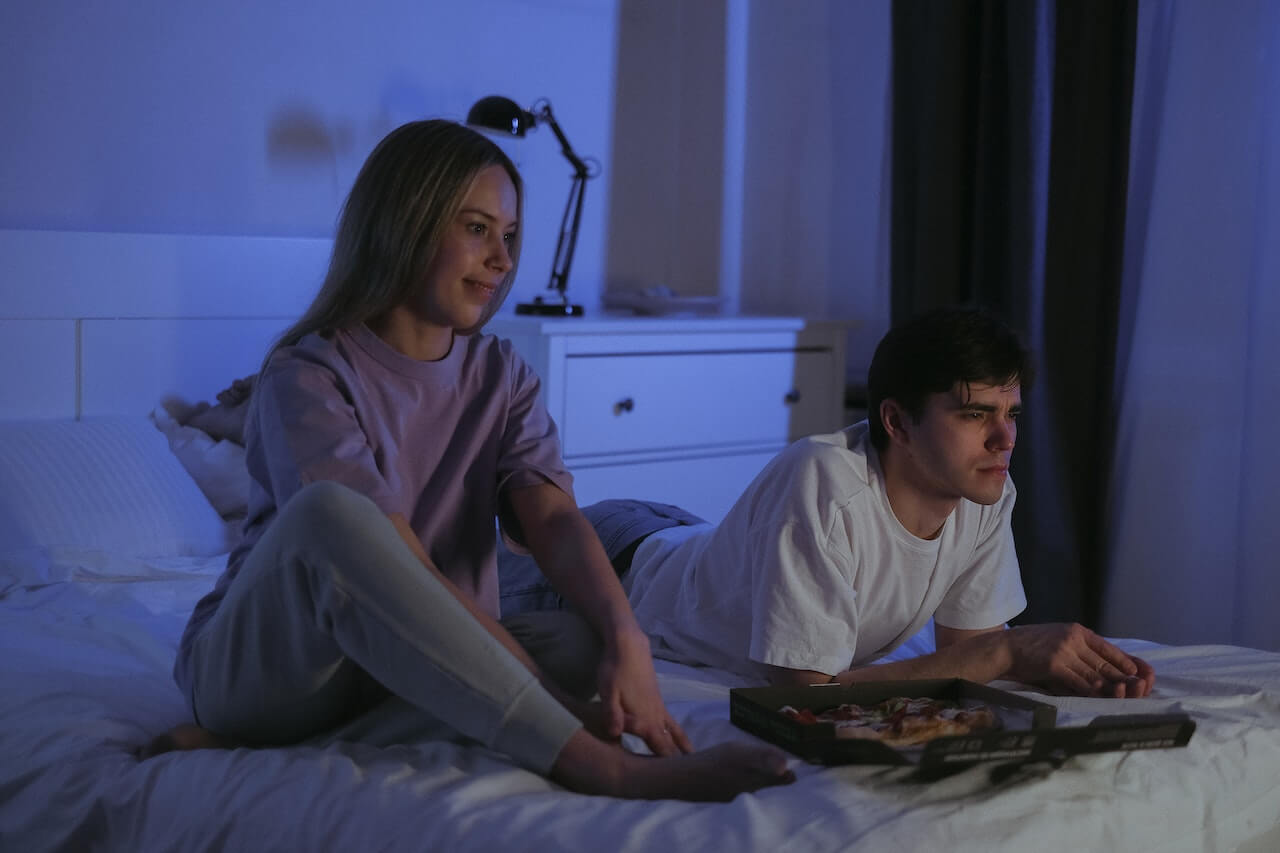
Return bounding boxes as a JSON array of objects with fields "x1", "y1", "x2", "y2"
[{"x1": 3, "y1": 555, "x2": 1279, "y2": 853}]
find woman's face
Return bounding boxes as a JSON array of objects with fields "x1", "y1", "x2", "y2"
[{"x1": 413, "y1": 164, "x2": 519, "y2": 335}]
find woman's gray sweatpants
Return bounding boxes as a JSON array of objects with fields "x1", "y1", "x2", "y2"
[{"x1": 181, "y1": 481, "x2": 587, "y2": 774}]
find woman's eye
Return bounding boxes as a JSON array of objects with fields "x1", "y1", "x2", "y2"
[
  {"x1": 468, "y1": 222, "x2": 487, "y2": 235},
  {"x1": 503, "y1": 231, "x2": 516, "y2": 244}
]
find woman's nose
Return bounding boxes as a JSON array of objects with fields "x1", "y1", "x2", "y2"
[{"x1": 489, "y1": 238, "x2": 512, "y2": 273}]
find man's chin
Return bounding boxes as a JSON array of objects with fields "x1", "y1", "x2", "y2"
[{"x1": 966, "y1": 485, "x2": 1007, "y2": 505}]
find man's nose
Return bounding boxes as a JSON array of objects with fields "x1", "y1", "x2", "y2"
[{"x1": 989, "y1": 419, "x2": 1016, "y2": 449}]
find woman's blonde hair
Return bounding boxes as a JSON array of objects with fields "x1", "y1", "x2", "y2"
[{"x1": 266, "y1": 119, "x2": 523, "y2": 367}]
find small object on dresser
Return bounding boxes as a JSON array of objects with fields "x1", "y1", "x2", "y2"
[{"x1": 603, "y1": 285, "x2": 723, "y2": 316}]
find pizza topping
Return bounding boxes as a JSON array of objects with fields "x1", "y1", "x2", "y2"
[{"x1": 777, "y1": 697, "x2": 1001, "y2": 746}]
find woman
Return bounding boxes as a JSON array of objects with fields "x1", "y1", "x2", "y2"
[{"x1": 162, "y1": 119, "x2": 792, "y2": 801}]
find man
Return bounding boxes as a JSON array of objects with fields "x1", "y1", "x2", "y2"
[{"x1": 501, "y1": 307, "x2": 1154, "y2": 699}]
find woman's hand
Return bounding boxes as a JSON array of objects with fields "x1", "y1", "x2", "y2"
[
  {"x1": 596, "y1": 626, "x2": 693, "y2": 756},
  {"x1": 506, "y1": 485, "x2": 694, "y2": 753}
]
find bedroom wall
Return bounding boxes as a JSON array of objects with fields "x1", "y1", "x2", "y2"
[
  {"x1": 2, "y1": 0, "x2": 891, "y2": 385},
  {"x1": 606, "y1": 0, "x2": 893, "y2": 384},
  {"x1": 0, "y1": 0, "x2": 620, "y2": 315},
  {"x1": 737, "y1": 0, "x2": 893, "y2": 382}
]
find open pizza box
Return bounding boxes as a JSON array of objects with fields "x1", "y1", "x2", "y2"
[{"x1": 730, "y1": 678, "x2": 1195, "y2": 772}]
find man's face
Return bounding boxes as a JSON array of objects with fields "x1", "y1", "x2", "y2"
[{"x1": 899, "y1": 381, "x2": 1022, "y2": 507}]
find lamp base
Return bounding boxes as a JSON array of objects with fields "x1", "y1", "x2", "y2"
[{"x1": 515, "y1": 295, "x2": 584, "y2": 317}]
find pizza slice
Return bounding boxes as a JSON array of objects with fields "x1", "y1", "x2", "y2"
[{"x1": 778, "y1": 696, "x2": 1001, "y2": 746}]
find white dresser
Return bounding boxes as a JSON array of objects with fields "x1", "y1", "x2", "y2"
[{"x1": 487, "y1": 315, "x2": 847, "y2": 521}]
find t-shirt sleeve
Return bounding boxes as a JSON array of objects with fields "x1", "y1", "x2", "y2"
[
  {"x1": 741, "y1": 446, "x2": 860, "y2": 676},
  {"x1": 494, "y1": 349, "x2": 575, "y2": 549},
  {"x1": 747, "y1": 519, "x2": 860, "y2": 676},
  {"x1": 933, "y1": 488, "x2": 1028, "y2": 630},
  {"x1": 249, "y1": 354, "x2": 398, "y2": 516}
]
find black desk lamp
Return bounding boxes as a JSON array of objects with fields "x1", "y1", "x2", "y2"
[{"x1": 467, "y1": 96, "x2": 596, "y2": 317}]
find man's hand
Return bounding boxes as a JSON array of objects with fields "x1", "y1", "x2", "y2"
[
  {"x1": 185, "y1": 374, "x2": 256, "y2": 444},
  {"x1": 595, "y1": 627, "x2": 693, "y2": 756},
  {"x1": 1006, "y1": 623, "x2": 1155, "y2": 698},
  {"x1": 215, "y1": 374, "x2": 256, "y2": 407}
]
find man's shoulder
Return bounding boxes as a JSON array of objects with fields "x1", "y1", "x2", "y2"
[
  {"x1": 777, "y1": 424, "x2": 873, "y2": 484},
  {"x1": 746, "y1": 425, "x2": 876, "y2": 522}
]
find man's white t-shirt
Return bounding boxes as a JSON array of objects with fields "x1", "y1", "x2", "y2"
[{"x1": 622, "y1": 422, "x2": 1028, "y2": 680}]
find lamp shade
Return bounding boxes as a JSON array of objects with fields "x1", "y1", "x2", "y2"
[{"x1": 466, "y1": 96, "x2": 535, "y2": 138}]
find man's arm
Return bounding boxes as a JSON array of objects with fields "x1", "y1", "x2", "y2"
[
  {"x1": 765, "y1": 628, "x2": 1012, "y2": 687},
  {"x1": 505, "y1": 482, "x2": 693, "y2": 756},
  {"x1": 767, "y1": 622, "x2": 1156, "y2": 698}
]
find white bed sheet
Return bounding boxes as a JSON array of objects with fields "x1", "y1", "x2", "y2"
[{"x1": 3, "y1": 556, "x2": 1280, "y2": 853}]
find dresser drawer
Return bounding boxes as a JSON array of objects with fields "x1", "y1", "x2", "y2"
[
  {"x1": 569, "y1": 449, "x2": 779, "y2": 522},
  {"x1": 558, "y1": 349, "x2": 834, "y2": 457}
]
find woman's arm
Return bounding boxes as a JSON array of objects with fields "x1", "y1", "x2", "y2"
[
  {"x1": 385, "y1": 511, "x2": 631, "y2": 740},
  {"x1": 385, "y1": 511, "x2": 551, "y2": 681},
  {"x1": 506, "y1": 482, "x2": 692, "y2": 756}
]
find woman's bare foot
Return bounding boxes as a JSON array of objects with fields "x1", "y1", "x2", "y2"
[
  {"x1": 137, "y1": 724, "x2": 238, "y2": 760},
  {"x1": 551, "y1": 730, "x2": 795, "y2": 801}
]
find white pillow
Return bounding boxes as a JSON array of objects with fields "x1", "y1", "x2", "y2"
[
  {"x1": 152, "y1": 405, "x2": 250, "y2": 518},
  {"x1": 0, "y1": 419, "x2": 234, "y2": 573}
]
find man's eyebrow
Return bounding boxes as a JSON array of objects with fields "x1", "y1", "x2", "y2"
[{"x1": 957, "y1": 401, "x2": 1022, "y2": 413}]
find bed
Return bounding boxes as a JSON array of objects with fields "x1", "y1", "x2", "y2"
[{"x1": 3, "y1": 230, "x2": 1280, "y2": 853}]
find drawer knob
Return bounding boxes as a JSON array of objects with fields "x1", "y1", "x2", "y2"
[
  {"x1": 613, "y1": 397, "x2": 635, "y2": 416},
  {"x1": 784, "y1": 389, "x2": 802, "y2": 405}
]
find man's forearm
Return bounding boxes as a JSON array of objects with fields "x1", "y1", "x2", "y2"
[
  {"x1": 832, "y1": 631, "x2": 1011, "y2": 686},
  {"x1": 768, "y1": 631, "x2": 1013, "y2": 687}
]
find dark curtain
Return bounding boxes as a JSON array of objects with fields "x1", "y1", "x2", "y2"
[{"x1": 890, "y1": 0, "x2": 1138, "y2": 627}]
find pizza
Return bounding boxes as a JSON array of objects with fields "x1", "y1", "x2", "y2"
[{"x1": 777, "y1": 696, "x2": 1001, "y2": 747}]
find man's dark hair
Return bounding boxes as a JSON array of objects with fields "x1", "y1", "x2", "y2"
[{"x1": 866, "y1": 307, "x2": 1034, "y2": 450}]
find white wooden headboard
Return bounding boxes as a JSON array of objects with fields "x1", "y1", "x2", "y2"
[{"x1": 0, "y1": 230, "x2": 331, "y2": 419}]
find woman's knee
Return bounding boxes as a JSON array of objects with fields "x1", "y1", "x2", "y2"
[
  {"x1": 267, "y1": 482, "x2": 402, "y2": 589},
  {"x1": 278, "y1": 481, "x2": 384, "y2": 538},
  {"x1": 287, "y1": 479, "x2": 375, "y2": 515}
]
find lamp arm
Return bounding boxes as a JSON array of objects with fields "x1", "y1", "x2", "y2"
[
  {"x1": 533, "y1": 103, "x2": 590, "y2": 178},
  {"x1": 548, "y1": 173, "x2": 587, "y2": 297},
  {"x1": 528, "y1": 100, "x2": 591, "y2": 299}
]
